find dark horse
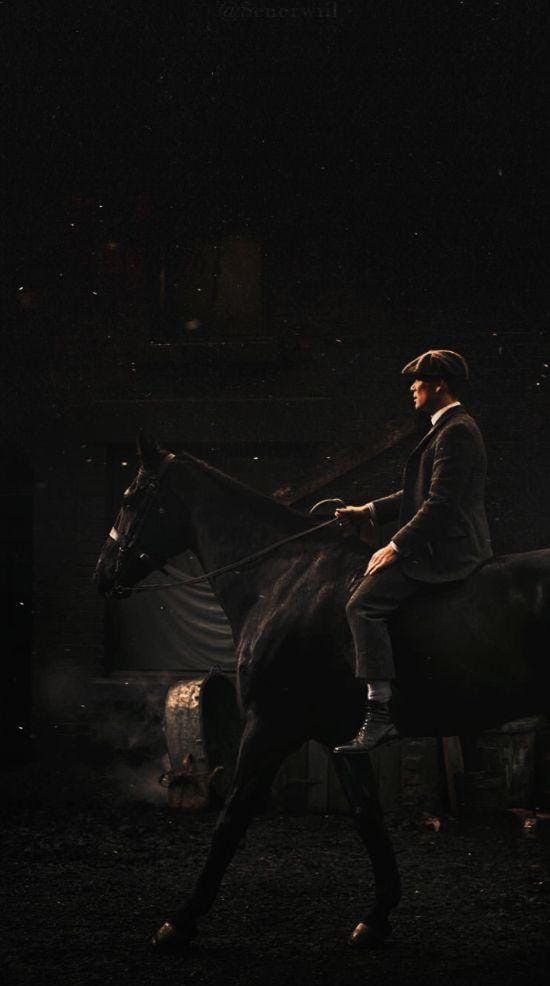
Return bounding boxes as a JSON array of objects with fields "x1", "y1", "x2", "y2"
[{"x1": 94, "y1": 435, "x2": 550, "y2": 949}]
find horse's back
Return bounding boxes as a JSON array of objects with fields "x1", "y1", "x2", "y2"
[
  {"x1": 397, "y1": 546, "x2": 550, "y2": 619},
  {"x1": 391, "y1": 547, "x2": 550, "y2": 734},
  {"x1": 468, "y1": 547, "x2": 550, "y2": 621}
]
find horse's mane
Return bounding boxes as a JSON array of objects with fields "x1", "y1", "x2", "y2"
[{"x1": 175, "y1": 450, "x2": 310, "y2": 532}]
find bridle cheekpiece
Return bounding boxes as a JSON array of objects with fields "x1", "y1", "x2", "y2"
[{"x1": 108, "y1": 452, "x2": 176, "y2": 597}]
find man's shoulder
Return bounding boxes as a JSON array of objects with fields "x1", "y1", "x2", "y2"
[
  {"x1": 440, "y1": 408, "x2": 478, "y2": 431},
  {"x1": 436, "y1": 409, "x2": 485, "y2": 446}
]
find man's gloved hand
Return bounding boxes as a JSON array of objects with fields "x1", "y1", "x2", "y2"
[
  {"x1": 334, "y1": 504, "x2": 373, "y2": 524},
  {"x1": 335, "y1": 504, "x2": 373, "y2": 528},
  {"x1": 335, "y1": 504, "x2": 376, "y2": 543}
]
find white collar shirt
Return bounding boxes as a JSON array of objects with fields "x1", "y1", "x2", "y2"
[{"x1": 430, "y1": 401, "x2": 462, "y2": 427}]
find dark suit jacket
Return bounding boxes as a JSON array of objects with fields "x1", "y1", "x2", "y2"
[{"x1": 372, "y1": 406, "x2": 493, "y2": 583}]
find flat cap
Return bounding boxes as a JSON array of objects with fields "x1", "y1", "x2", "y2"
[{"x1": 401, "y1": 349, "x2": 469, "y2": 382}]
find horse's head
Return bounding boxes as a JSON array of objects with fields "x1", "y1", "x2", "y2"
[{"x1": 93, "y1": 433, "x2": 189, "y2": 599}]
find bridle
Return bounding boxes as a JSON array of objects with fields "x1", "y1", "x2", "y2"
[
  {"x1": 108, "y1": 452, "x2": 177, "y2": 595},
  {"x1": 106, "y1": 452, "x2": 342, "y2": 597}
]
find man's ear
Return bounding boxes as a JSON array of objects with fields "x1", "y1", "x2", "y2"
[{"x1": 136, "y1": 430, "x2": 162, "y2": 471}]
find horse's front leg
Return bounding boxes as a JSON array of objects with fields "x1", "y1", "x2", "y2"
[
  {"x1": 330, "y1": 751, "x2": 401, "y2": 947},
  {"x1": 151, "y1": 713, "x2": 299, "y2": 949}
]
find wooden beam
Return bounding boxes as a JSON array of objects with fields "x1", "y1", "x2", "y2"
[{"x1": 273, "y1": 415, "x2": 416, "y2": 505}]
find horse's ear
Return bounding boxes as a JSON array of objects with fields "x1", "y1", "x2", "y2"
[{"x1": 137, "y1": 430, "x2": 162, "y2": 470}]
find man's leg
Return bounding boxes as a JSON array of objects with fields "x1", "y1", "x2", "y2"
[
  {"x1": 347, "y1": 561, "x2": 419, "y2": 681},
  {"x1": 335, "y1": 562, "x2": 420, "y2": 752}
]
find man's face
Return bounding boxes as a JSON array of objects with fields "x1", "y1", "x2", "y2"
[{"x1": 410, "y1": 377, "x2": 445, "y2": 413}]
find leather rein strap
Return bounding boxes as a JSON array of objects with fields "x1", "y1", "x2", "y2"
[
  {"x1": 124, "y1": 516, "x2": 339, "y2": 593},
  {"x1": 111, "y1": 453, "x2": 339, "y2": 595}
]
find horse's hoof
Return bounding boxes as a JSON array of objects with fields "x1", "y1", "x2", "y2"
[
  {"x1": 348, "y1": 920, "x2": 391, "y2": 948},
  {"x1": 149, "y1": 920, "x2": 196, "y2": 950}
]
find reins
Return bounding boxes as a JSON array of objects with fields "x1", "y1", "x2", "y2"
[
  {"x1": 108, "y1": 452, "x2": 348, "y2": 597},
  {"x1": 116, "y1": 516, "x2": 340, "y2": 594}
]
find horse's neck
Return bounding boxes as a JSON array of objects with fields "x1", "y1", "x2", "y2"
[{"x1": 172, "y1": 456, "x2": 307, "y2": 625}]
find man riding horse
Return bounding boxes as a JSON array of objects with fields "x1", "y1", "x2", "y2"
[
  {"x1": 94, "y1": 348, "x2": 550, "y2": 950},
  {"x1": 334, "y1": 348, "x2": 493, "y2": 753}
]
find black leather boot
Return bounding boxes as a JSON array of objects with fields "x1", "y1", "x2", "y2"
[{"x1": 334, "y1": 700, "x2": 399, "y2": 754}]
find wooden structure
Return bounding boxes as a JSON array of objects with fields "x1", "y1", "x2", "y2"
[
  {"x1": 272, "y1": 416, "x2": 416, "y2": 506},
  {"x1": 271, "y1": 736, "x2": 441, "y2": 815},
  {"x1": 462, "y1": 716, "x2": 545, "y2": 810}
]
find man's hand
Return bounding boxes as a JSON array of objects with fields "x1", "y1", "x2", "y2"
[
  {"x1": 335, "y1": 505, "x2": 373, "y2": 532},
  {"x1": 365, "y1": 542, "x2": 399, "y2": 576}
]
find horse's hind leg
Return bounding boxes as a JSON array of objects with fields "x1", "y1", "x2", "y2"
[
  {"x1": 330, "y1": 751, "x2": 401, "y2": 947},
  {"x1": 152, "y1": 713, "x2": 299, "y2": 948}
]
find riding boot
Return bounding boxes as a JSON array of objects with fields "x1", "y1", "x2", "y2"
[{"x1": 333, "y1": 700, "x2": 399, "y2": 754}]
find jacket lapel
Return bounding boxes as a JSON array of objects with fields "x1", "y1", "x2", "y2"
[{"x1": 407, "y1": 406, "x2": 468, "y2": 459}]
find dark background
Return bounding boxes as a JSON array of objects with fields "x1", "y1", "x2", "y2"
[
  {"x1": 4, "y1": 0, "x2": 550, "y2": 757},
  {"x1": 9, "y1": 1, "x2": 548, "y2": 302},
  {"x1": 7, "y1": 0, "x2": 549, "y2": 413},
  {"x1": 2, "y1": 3, "x2": 550, "y2": 982},
  {"x1": 3, "y1": 0, "x2": 550, "y2": 819}
]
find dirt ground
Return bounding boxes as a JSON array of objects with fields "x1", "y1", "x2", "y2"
[{"x1": 2, "y1": 760, "x2": 550, "y2": 986}]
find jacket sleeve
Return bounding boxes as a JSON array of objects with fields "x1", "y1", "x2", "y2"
[
  {"x1": 391, "y1": 425, "x2": 476, "y2": 556},
  {"x1": 371, "y1": 490, "x2": 403, "y2": 524}
]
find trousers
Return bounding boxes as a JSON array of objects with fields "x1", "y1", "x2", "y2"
[{"x1": 345, "y1": 561, "x2": 421, "y2": 680}]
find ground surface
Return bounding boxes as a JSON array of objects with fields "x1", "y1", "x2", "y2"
[{"x1": 2, "y1": 779, "x2": 550, "y2": 986}]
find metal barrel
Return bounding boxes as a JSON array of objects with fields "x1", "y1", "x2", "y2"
[{"x1": 163, "y1": 670, "x2": 242, "y2": 803}]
